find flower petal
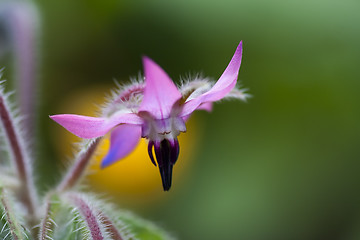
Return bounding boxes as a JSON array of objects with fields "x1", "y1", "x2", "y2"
[
  {"x1": 50, "y1": 113, "x2": 143, "y2": 139},
  {"x1": 197, "y1": 102, "x2": 213, "y2": 112},
  {"x1": 138, "y1": 56, "x2": 182, "y2": 119},
  {"x1": 180, "y1": 41, "x2": 243, "y2": 117},
  {"x1": 101, "y1": 124, "x2": 142, "y2": 168}
]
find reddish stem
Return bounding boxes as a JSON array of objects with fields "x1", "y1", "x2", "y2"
[
  {"x1": 67, "y1": 193, "x2": 104, "y2": 240},
  {"x1": 57, "y1": 138, "x2": 101, "y2": 192},
  {"x1": 0, "y1": 95, "x2": 36, "y2": 216},
  {"x1": 38, "y1": 201, "x2": 52, "y2": 240},
  {"x1": 1, "y1": 192, "x2": 19, "y2": 240},
  {"x1": 100, "y1": 213, "x2": 123, "y2": 240}
]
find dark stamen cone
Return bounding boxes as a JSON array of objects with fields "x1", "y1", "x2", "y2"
[{"x1": 150, "y1": 138, "x2": 180, "y2": 191}]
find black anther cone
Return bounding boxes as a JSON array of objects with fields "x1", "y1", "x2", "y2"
[{"x1": 148, "y1": 138, "x2": 180, "y2": 191}]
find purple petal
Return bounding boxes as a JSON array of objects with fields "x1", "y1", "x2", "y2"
[
  {"x1": 50, "y1": 113, "x2": 143, "y2": 139},
  {"x1": 138, "y1": 56, "x2": 182, "y2": 119},
  {"x1": 101, "y1": 124, "x2": 141, "y2": 168},
  {"x1": 180, "y1": 41, "x2": 243, "y2": 117}
]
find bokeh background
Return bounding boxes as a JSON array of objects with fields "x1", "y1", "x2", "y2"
[{"x1": 2, "y1": 0, "x2": 360, "y2": 239}]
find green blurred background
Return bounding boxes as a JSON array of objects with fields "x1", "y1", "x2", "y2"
[{"x1": 3, "y1": 0, "x2": 360, "y2": 239}]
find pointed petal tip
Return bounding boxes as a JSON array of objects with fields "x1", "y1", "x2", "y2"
[
  {"x1": 49, "y1": 114, "x2": 71, "y2": 128},
  {"x1": 142, "y1": 56, "x2": 158, "y2": 71},
  {"x1": 142, "y1": 56, "x2": 164, "y2": 74},
  {"x1": 49, "y1": 115, "x2": 56, "y2": 122},
  {"x1": 101, "y1": 149, "x2": 120, "y2": 169},
  {"x1": 231, "y1": 41, "x2": 243, "y2": 64},
  {"x1": 142, "y1": 55, "x2": 151, "y2": 63},
  {"x1": 179, "y1": 41, "x2": 244, "y2": 117},
  {"x1": 139, "y1": 54, "x2": 182, "y2": 118},
  {"x1": 100, "y1": 125, "x2": 141, "y2": 169},
  {"x1": 238, "y1": 40, "x2": 243, "y2": 53},
  {"x1": 50, "y1": 113, "x2": 143, "y2": 139},
  {"x1": 49, "y1": 114, "x2": 60, "y2": 121},
  {"x1": 100, "y1": 154, "x2": 117, "y2": 168},
  {"x1": 49, "y1": 114, "x2": 69, "y2": 125},
  {"x1": 48, "y1": 114, "x2": 107, "y2": 138},
  {"x1": 100, "y1": 160, "x2": 110, "y2": 169},
  {"x1": 235, "y1": 40, "x2": 243, "y2": 59}
]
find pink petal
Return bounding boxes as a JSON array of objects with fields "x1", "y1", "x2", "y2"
[
  {"x1": 197, "y1": 102, "x2": 213, "y2": 112},
  {"x1": 181, "y1": 103, "x2": 213, "y2": 122},
  {"x1": 50, "y1": 113, "x2": 143, "y2": 139},
  {"x1": 180, "y1": 41, "x2": 243, "y2": 117},
  {"x1": 138, "y1": 56, "x2": 182, "y2": 119},
  {"x1": 101, "y1": 124, "x2": 142, "y2": 167}
]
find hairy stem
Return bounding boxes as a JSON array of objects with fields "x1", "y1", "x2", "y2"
[
  {"x1": 67, "y1": 193, "x2": 104, "y2": 240},
  {"x1": 38, "y1": 200, "x2": 53, "y2": 240},
  {"x1": 99, "y1": 212, "x2": 123, "y2": 240},
  {"x1": 1, "y1": 193, "x2": 19, "y2": 240},
  {"x1": 57, "y1": 138, "x2": 101, "y2": 192},
  {"x1": 0, "y1": 94, "x2": 37, "y2": 216}
]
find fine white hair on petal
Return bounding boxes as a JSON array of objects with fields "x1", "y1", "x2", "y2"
[
  {"x1": 100, "y1": 75, "x2": 145, "y2": 118},
  {"x1": 179, "y1": 72, "x2": 250, "y2": 104},
  {"x1": 179, "y1": 74, "x2": 214, "y2": 101},
  {"x1": 224, "y1": 86, "x2": 251, "y2": 102}
]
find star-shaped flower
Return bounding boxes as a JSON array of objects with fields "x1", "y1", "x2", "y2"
[{"x1": 50, "y1": 41, "x2": 248, "y2": 191}]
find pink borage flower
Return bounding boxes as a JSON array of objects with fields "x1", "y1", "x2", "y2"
[{"x1": 50, "y1": 41, "x2": 248, "y2": 191}]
